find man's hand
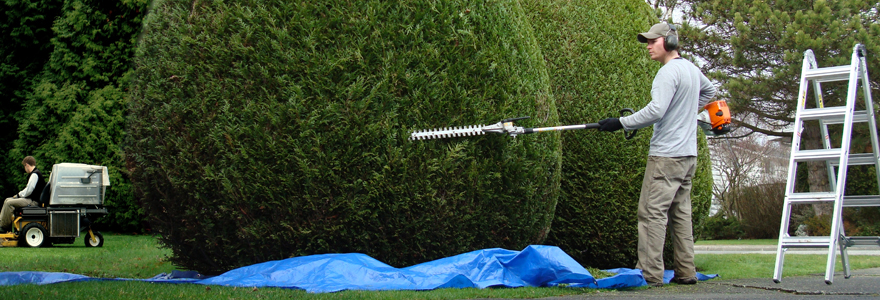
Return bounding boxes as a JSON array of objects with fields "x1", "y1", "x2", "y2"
[{"x1": 598, "y1": 118, "x2": 623, "y2": 132}]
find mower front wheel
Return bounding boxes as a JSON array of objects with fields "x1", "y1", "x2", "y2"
[
  {"x1": 20, "y1": 223, "x2": 48, "y2": 247},
  {"x1": 84, "y1": 230, "x2": 104, "y2": 247}
]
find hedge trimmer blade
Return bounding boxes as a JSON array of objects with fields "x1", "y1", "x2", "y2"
[
  {"x1": 409, "y1": 125, "x2": 488, "y2": 141},
  {"x1": 409, "y1": 117, "x2": 526, "y2": 141}
]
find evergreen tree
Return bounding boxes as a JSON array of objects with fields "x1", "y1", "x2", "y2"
[
  {"x1": 6, "y1": 0, "x2": 149, "y2": 232},
  {"x1": 0, "y1": 0, "x2": 63, "y2": 194},
  {"x1": 680, "y1": 0, "x2": 880, "y2": 217},
  {"x1": 682, "y1": 0, "x2": 879, "y2": 137}
]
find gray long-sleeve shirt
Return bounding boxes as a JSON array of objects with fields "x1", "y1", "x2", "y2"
[{"x1": 620, "y1": 58, "x2": 716, "y2": 157}]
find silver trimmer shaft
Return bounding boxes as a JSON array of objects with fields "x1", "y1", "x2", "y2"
[{"x1": 409, "y1": 109, "x2": 637, "y2": 141}]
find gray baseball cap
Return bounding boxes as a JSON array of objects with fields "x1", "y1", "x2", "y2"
[{"x1": 638, "y1": 23, "x2": 676, "y2": 43}]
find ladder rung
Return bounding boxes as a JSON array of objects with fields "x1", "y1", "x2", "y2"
[
  {"x1": 786, "y1": 194, "x2": 880, "y2": 206},
  {"x1": 792, "y1": 148, "x2": 843, "y2": 162},
  {"x1": 791, "y1": 149, "x2": 877, "y2": 165},
  {"x1": 781, "y1": 236, "x2": 833, "y2": 248},
  {"x1": 843, "y1": 195, "x2": 880, "y2": 207},
  {"x1": 787, "y1": 192, "x2": 837, "y2": 204},
  {"x1": 803, "y1": 65, "x2": 853, "y2": 82},
  {"x1": 844, "y1": 236, "x2": 880, "y2": 247},
  {"x1": 799, "y1": 108, "x2": 869, "y2": 124},
  {"x1": 829, "y1": 153, "x2": 879, "y2": 166}
]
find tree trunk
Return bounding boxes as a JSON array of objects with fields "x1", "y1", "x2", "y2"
[{"x1": 803, "y1": 124, "x2": 834, "y2": 216}]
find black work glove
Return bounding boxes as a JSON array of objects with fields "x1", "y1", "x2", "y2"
[{"x1": 598, "y1": 118, "x2": 623, "y2": 132}]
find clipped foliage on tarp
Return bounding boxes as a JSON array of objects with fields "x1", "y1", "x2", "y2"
[
  {"x1": 521, "y1": 0, "x2": 714, "y2": 268},
  {"x1": 128, "y1": 0, "x2": 560, "y2": 274}
]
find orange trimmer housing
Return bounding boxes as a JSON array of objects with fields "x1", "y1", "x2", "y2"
[{"x1": 704, "y1": 100, "x2": 731, "y2": 135}]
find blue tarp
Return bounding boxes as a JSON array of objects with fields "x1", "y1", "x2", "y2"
[
  {"x1": 0, "y1": 271, "x2": 92, "y2": 286},
  {"x1": 0, "y1": 245, "x2": 716, "y2": 292}
]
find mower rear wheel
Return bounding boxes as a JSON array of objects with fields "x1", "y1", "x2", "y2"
[
  {"x1": 20, "y1": 223, "x2": 48, "y2": 247},
  {"x1": 84, "y1": 230, "x2": 104, "y2": 247}
]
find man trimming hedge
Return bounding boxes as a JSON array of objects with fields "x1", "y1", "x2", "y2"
[{"x1": 597, "y1": 22, "x2": 717, "y2": 287}]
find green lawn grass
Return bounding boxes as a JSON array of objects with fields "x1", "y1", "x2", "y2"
[
  {"x1": 0, "y1": 234, "x2": 174, "y2": 278},
  {"x1": 1, "y1": 235, "x2": 878, "y2": 299},
  {"x1": 695, "y1": 239, "x2": 778, "y2": 245},
  {"x1": 696, "y1": 254, "x2": 880, "y2": 280}
]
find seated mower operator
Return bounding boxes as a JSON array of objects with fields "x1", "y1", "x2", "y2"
[{"x1": 0, "y1": 156, "x2": 47, "y2": 233}]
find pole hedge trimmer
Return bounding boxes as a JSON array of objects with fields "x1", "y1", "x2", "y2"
[
  {"x1": 410, "y1": 100, "x2": 733, "y2": 141},
  {"x1": 410, "y1": 108, "x2": 638, "y2": 141}
]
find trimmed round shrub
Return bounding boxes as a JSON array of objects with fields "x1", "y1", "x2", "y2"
[
  {"x1": 521, "y1": 0, "x2": 714, "y2": 268},
  {"x1": 128, "y1": 0, "x2": 560, "y2": 274}
]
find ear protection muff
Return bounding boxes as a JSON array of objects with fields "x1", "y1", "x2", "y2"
[{"x1": 664, "y1": 23, "x2": 678, "y2": 51}]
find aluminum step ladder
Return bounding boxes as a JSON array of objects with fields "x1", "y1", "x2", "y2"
[{"x1": 773, "y1": 44, "x2": 880, "y2": 285}]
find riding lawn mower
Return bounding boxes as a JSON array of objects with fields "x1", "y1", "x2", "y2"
[{"x1": 0, "y1": 163, "x2": 109, "y2": 247}]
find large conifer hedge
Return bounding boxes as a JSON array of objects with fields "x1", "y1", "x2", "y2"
[
  {"x1": 128, "y1": 0, "x2": 561, "y2": 274},
  {"x1": 130, "y1": 0, "x2": 714, "y2": 274}
]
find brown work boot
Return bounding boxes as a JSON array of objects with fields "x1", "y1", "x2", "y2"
[
  {"x1": 671, "y1": 276, "x2": 697, "y2": 285},
  {"x1": 647, "y1": 281, "x2": 664, "y2": 288}
]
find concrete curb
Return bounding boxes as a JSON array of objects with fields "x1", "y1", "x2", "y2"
[{"x1": 536, "y1": 268, "x2": 880, "y2": 299}]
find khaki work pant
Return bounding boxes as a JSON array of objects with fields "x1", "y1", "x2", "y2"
[
  {"x1": 0, "y1": 197, "x2": 37, "y2": 230},
  {"x1": 635, "y1": 156, "x2": 697, "y2": 284}
]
